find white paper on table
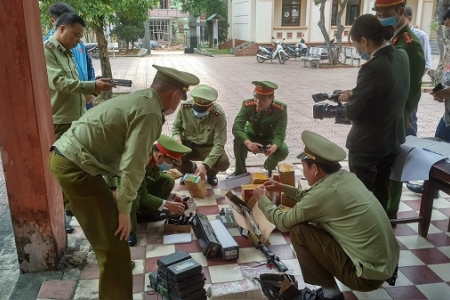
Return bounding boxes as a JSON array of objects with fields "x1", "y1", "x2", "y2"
[
  {"x1": 391, "y1": 144, "x2": 445, "y2": 181},
  {"x1": 163, "y1": 233, "x2": 192, "y2": 245}
]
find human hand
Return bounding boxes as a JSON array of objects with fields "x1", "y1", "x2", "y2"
[
  {"x1": 172, "y1": 194, "x2": 183, "y2": 203},
  {"x1": 263, "y1": 180, "x2": 287, "y2": 193},
  {"x1": 85, "y1": 94, "x2": 95, "y2": 105},
  {"x1": 252, "y1": 187, "x2": 267, "y2": 201},
  {"x1": 265, "y1": 144, "x2": 277, "y2": 156},
  {"x1": 95, "y1": 78, "x2": 115, "y2": 92},
  {"x1": 195, "y1": 164, "x2": 207, "y2": 180},
  {"x1": 111, "y1": 189, "x2": 118, "y2": 199},
  {"x1": 244, "y1": 140, "x2": 263, "y2": 154},
  {"x1": 115, "y1": 213, "x2": 131, "y2": 241},
  {"x1": 166, "y1": 201, "x2": 185, "y2": 215},
  {"x1": 432, "y1": 88, "x2": 450, "y2": 101},
  {"x1": 337, "y1": 90, "x2": 352, "y2": 103}
]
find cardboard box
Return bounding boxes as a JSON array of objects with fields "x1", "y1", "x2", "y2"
[
  {"x1": 277, "y1": 163, "x2": 296, "y2": 187},
  {"x1": 251, "y1": 172, "x2": 270, "y2": 184},
  {"x1": 271, "y1": 170, "x2": 280, "y2": 182},
  {"x1": 207, "y1": 279, "x2": 265, "y2": 299},
  {"x1": 163, "y1": 219, "x2": 191, "y2": 234},
  {"x1": 225, "y1": 191, "x2": 275, "y2": 245},
  {"x1": 218, "y1": 173, "x2": 251, "y2": 190},
  {"x1": 241, "y1": 184, "x2": 261, "y2": 203},
  {"x1": 183, "y1": 173, "x2": 207, "y2": 198},
  {"x1": 281, "y1": 193, "x2": 297, "y2": 208}
]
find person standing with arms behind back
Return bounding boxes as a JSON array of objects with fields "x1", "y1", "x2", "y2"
[
  {"x1": 49, "y1": 65, "x2": 199, "y2": 299},
  {"x1": 339, "y1": 14, "x2": 410, "y2": 211}
]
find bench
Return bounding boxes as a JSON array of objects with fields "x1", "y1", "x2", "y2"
[
  {"x1": 343, "y1": 47, "x2": 361, "y2": 67},
  {"x1": 108, "y1": 42, "x2": 119, "y2": 57},
  {"x1": 300, "y1": 47, "x2": 323, "y2": 68}
]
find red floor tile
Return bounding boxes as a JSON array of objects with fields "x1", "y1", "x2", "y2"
[
  {"x1": 397, "y1": 211, "x2": 419, "y2": 219},
  {"x1": 431, "y1": 220, "x2": 450, "y2": 232},
  {"x1": 206, "y1": 257, "x2": 238, "y2": 266},
  {"x1": 79, "y1": 263, "x2": 99, "y2": 279},
  {"x1": 145, "y1": 257, "x2": 159, "y2": 273},
  {"x1": 385, "y1": 285, "x2": 427, "y2": 300},
  {"x1": 133, "y1": 273, "x2": 145, "y2": 294},
  {"x1": 215, "y1": 196, "x2": 228, "y2": 205},
  {"x1": 196, "y1": 205, "x2": 221, "y2": 215},
  {"x1": 403, "y1": 199, "x2": 422, "y2": 211},
  {"x1": 130, "y1": 246, "x2": 146, "y2": 260},
  {"x1": 175, "y1": 240, "x2": 202, "y2": 253},
  {"x1": 233, "y1": 235, "x2": 253, "y2": 248},
  {"x1": 400, "y1": 265, "x2": 444, "y2": 284},
  {"x1": 37, "y1": 280, "x2": 76, "y2": 300},
  {"x1": 393, "y1": 224, "x2": 418, "y2": 236},
  {"x1": 438, "y1": 207, "x2": 450, "y2": 217},
  {"x1": 342, "y1": 291, "x2": 358, "y2": 300},
  {"x1": 269, "y1": 244, "x2": 297, "y2": 260},
  {"x1": 410, "y1": 248, "x2": 450, "y2": 264},
  {"x1": 425, "y1": 232, "x2": 450, "y2": 247}
]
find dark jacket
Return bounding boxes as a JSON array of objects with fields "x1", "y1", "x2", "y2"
[{"x1": 344, "y1": 45, "x2": 409, "y2": 154}]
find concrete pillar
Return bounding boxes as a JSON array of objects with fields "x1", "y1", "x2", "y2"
[{"x1": 0, "y1": 0, "x2": 66, "y2": 272}]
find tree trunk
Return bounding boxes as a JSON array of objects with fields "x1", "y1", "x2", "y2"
[
  {"x1": 335, "y1": 0, "x2": 349, "y2": 65},
  {"x1": 93, "y1": 17, "x2": 112, "y2": 100},
  {"x1": 318, "y1": 0, "x2": 335, "y2": 64}
]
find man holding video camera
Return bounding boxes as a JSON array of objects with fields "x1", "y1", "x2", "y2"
[{"x1": 230, "y1": 81, "x2": 288, "y2": 177}]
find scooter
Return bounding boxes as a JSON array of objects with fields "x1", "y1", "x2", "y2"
[
  {"x1": 296, "y1": 41, "x2": 308, "y2": 57},
  {"x1": 256, "y1": 37, "x2": 287, "y2": 64}
]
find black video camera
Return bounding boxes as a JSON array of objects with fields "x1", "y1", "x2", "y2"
[
  {"x1": 258, "y1": 145, "x2": 271, "y2": 153},
  {"x1": 312, "y1": 91, "x2": 350, "y2": 125}
]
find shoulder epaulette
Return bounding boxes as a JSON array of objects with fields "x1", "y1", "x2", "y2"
[
  {"x1": 211, "y1": 109, "x2": 221, "y2": 117},
  {"x1": 44, "y1": 40, "x2": 54, "y2": 49},
  {"x1": 272, "y1": 102, "x2": 286, "y2": 111},
  {"x1": 403, "y1": 32, "x2": 414, "y2": 44},
  {"x1": 392, "y1": 36, "x2": 400, "y2": 45},
  {"x1": 245, "y1": 101, "x2": 256, "y2": 107},
  {"x1": 182, "y1": 104, "x2": 192, "y2": 109}
]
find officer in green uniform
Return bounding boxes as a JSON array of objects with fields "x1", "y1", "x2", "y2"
[
  {"x1": 128, "y1": 135, "x2": 191, "y2": 246},
  {"x1": 172, "y1": 85, "x2": 229, "y2": 186},
  {"x1": 44, "y1": 12, "x2": 113, "y2": 233},
  {"x1": 49, "y1": 65, "x2": 199, "y2": 300},
  {"x1": 231, "y1": 81, "x2": 288, "y2": 176},
  {"x1": 373, "y1": 0, "x2": 425, "y2": 219},
  {"x1": 252, "y1": 131, "x2": 399, "y2": 300}
]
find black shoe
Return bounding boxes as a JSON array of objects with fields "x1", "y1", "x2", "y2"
[
  {"x1": 65, "y1": 223, "x2": 74, "y2": 234},
  {"x1": 128, "y1": 232, "x2": 137, "y2": 247},
  {"x1": 314, "y1": 288, "x2": 345, "y2": 300},
  {"x1": 406, "y1": 183, "x2": 439, "y2": 199},
  {"x1": 180, "y1": 162, "x2": 198, "y2": 185},
  {"x1": 207, "y1": 174, "x2": 218, "y2": 186},
  {"x1": 65, "y1": 210, "x2": 74, "y2": 217},
  {"x1": 131, "y1": 261, "x2": 136, "y2": 270},
  {"x1": 143, "y1": 213, "x2": 167, "y2": 222}
]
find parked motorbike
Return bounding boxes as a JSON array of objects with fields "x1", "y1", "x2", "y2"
[
  {"x1": 283, "y1": 40, "x2": 308, "y2": 60},
  {"x1": 256, "y1": 37, "x2": 287, "y2": 64},
  {"x1": 296, "y1": 41, "x2": 308, "y2": 57}
]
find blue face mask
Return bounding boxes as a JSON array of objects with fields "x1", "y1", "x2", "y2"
[
  {"x1": 193, "y1": 109, "x2": 209, "y2": 118},
  {"x1": 361, "y1": 52, "x2": 370, "y2": 60},
  {"x1": 380, "y1": 16, "x2": 398, "y2": 27},
  {"x1": 156, "y1": 161, "x2": 173, "y2": 171}
]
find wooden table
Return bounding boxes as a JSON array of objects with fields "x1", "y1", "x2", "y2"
[{"x1": 391, "y1": 160, "x2": 450, "y2": 237}]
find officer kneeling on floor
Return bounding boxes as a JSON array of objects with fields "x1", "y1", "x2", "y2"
[
  {"x1": 172, "y1": 84, "x2": 229, "y2": 186},
  {"x1": 252, "y1": 131, "x2": 399, "y2": 300},
  {"x1": 128, "y1": 134, "x2": 192, "y2": 246}
]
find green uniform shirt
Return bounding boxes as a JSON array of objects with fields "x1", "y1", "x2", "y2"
[
  {"x1": 392, "y1": 24, "x2": 425, "y2": 122},
  {"x1": 258, "y1": 169, "x2": 399, "y2": 281},
  {"x1": 172, "y1": 100, "x2": 227, "y2": 168},
  {"x1": 137, "y1": 163, "x2": 166, "y2": 211},
  {"x1": 53, "y1": 88, "x2": 164, "y2": 214},
  {"x1": 232, "y1": 99, "x2": 287, "y2": 147},
  {"x1": 44, "y1": 36, "x2": 96, "y2": 124}
]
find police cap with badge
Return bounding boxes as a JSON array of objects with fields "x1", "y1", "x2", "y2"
[
  {"x1": 152, "y1": 65, "x2": 200, "y2": 100},
  {"x1": 190, "y1": 84, "x2": 219, "y2": 113},
  {"x1": 155, "y1": 134, "x2": 191, "y2": 165},
  {"x1": 297, "y1": 131, "x2": 346, "y2": 165},
  {"x1": 372, "y1": 0, "x2": 404, "y2": 10},
  {"x1": 252, "y1": 81, "x2": 278, "y2": 96}
]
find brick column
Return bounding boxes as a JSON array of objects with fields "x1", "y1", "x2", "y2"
[{"x1": 0, "y1": 0, "x2": 66, "y2": 272}]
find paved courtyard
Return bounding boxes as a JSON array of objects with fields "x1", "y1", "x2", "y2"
[{"x1": 1, "y1": 52, "x2": 450, "y2": 300}]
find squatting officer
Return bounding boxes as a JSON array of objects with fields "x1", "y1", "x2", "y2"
[
  {"x1": 230, "y1": 81, "x2": 288, "y2": 177},
  {"x1": 49, "y1": 65, "x2": 199, "y2": 299},
  {"x1": 172, "y1": 84, "x2": 229, "y2": 186},
  {"x1": 128, "y1": 135, "x2": 191, "y2": 246},
  {"x1": 253, "y1": 131, "x2": 399, "y2": 300}
]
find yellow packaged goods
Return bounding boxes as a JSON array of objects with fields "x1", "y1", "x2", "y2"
[
  {"x1": 277, "y1": 163, "x2": 296, "y2": 187},
  {"x1": 241, "y1": 184, "x2": 260, "y2": 203},
  {"x1": 183, "y1": 173, "x2": 207, "y2": 198},
  {"x1": 251, "y1": 172, "x2": 270, "y2": 184}
]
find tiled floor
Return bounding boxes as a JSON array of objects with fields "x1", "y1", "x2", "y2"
[{"x1": 36, "y1": 163, "x2": 450, "y2": 300}]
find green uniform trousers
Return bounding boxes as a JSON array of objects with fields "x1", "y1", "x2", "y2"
[
  {"x1": 49, "y1": 152, "x2": 132, "y2": 300},
  {"x1": 386, "y1": 180, "x2": 403, "y2": 219},
  {"x1": 233, "y1": 137, "x2": 288, "y2": 175},
  {"x1": 177, "y1": 145, "x2": 230, "y2": 176},
  {"x1": 290, "y1": 224, "x2": 384, "y2": 292},
  {"x1": 54, "y1": 123, "x2": 73, "y2": 212},
  {"x1": 130, "y1": 173, "x2": 174, "y2": 232}
]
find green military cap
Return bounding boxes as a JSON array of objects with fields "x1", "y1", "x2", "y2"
[
  {"x1": 190, "y1": 84, "x2": 218, "y2": 112},
  {"x1": 155, "y1": 134, "x2": 191, "y2": 160},
  {"x1": 252, "y1": 81, "x2": 279, "y2": 95},
  {"x1": 297, "y1": 130, "x2": 346, "y2": 165},
  {"x1": 372, "y1": 0, "x2": 404, "y2": 10},
  {"x1": 153, "y1": 65, "x2": 200, "y2": 100}
]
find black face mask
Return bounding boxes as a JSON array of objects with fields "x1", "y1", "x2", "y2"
[{"x1": 192, "y1": 103, "x2": 210, "y2": 113}]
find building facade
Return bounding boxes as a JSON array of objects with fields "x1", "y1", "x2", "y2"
[{"x1": 227, "y1": 0, "x2": 440, "y2": 45}]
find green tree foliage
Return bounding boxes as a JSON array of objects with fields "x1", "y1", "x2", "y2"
[
  {"x1": 40, "y1": 0, "x2": 156, "y2": 98},
  {"x1": 112, "y1": 14, "x2": 146, "y2": 53},
  {"x1": 180, "y1": 0, "x2": 228, "y2": 46}
]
